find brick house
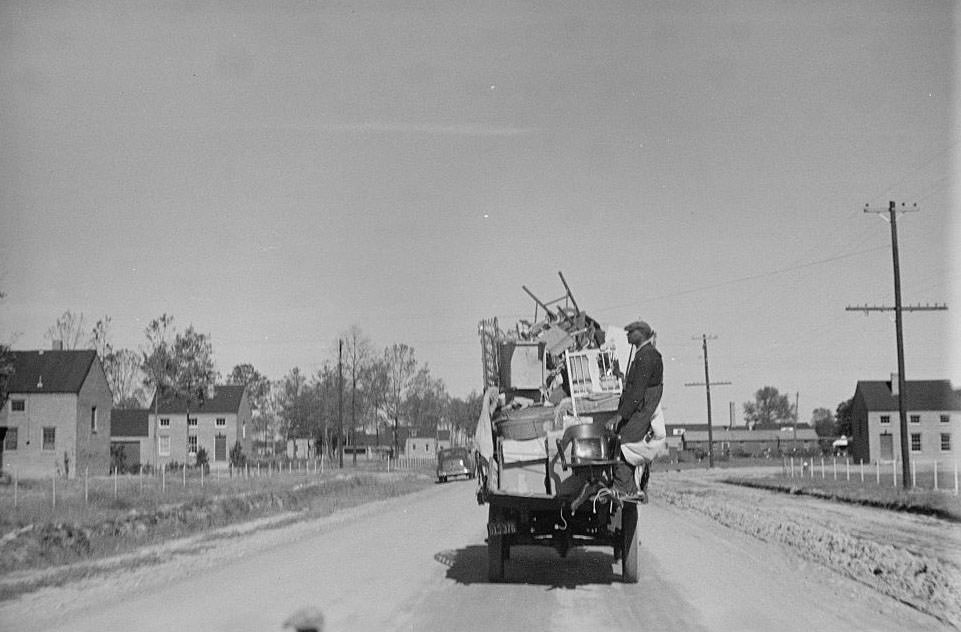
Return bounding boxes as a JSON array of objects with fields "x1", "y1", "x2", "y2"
[
  {"x1": 0, "y1": 349, "x2": 112, "y2": 479},
  {"x1": 850, "y1": 379, "x2": 960, "y2": 465},
  {"x1": 148, "y1": 384, "x2": 252, "y2": 470}
]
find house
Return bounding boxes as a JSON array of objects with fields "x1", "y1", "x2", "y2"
[
  {"x1": 148, "y1": 384, "x2": 252, "y2": 470},
  {"x1": 404, "y1": 429, "x2": 451, "y2": 457},
  {"x1": 850, "y1": 379, "x2": 960, "y2": 465},
  {"x1": 682, "y1": 427, "x2": 819, "y2": 457},
  {"x1": 0, "y1": 348, "x2": 112, "y2": 479},
  {"x1": 110, "y1": 408, "x2": 150, "y2": 471}
]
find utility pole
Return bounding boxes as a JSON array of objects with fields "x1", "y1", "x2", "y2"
[
  {"x1": 685, "y1": 335, "x2": 732, "y2": 468},
  {"x1": 848, "y1": 201, "x2": 947, "y2": 489},
  {"x1": 338, "y1": 338, "x2": 344, "y2": 469}
]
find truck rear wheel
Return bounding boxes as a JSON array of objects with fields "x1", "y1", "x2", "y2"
[{"x1": 621, "y1": 501, "x2": 639, "y2": 583}]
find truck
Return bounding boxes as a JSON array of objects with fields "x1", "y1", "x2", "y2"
[{"x1": 473, "y1": 272, "x2": 641, "y2": 583}]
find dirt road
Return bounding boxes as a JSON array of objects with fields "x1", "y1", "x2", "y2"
[{"x1": 0, "y1": 475, "x2": 950, "y2": 632}]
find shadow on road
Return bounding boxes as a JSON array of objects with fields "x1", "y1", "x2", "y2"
[{"x1": 435, "y1": 545, "x2": 620, "y2": 588}]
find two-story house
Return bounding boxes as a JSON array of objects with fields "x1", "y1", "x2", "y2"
[
  {"x1": 0, "y1": 348, "x2": 112, "y2": 478},
  {"x1": 850, "y1": 379, "x2": 960, "y2": 465},
  {"x1": 148, "y1": 384, "x2": 252, "y2": 470}
]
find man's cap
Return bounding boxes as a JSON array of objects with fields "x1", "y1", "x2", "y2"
[{"x1": 624, "y1": 320, "x2": 653, "y2": 337}]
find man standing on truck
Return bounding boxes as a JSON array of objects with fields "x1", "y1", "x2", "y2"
[{"x1": 608, "y1": 319, "x2": 664, "y2": 498}]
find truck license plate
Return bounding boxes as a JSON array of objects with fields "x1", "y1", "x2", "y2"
[{"x1": 488, "y1": 520, "x2": 517, "y2": 536}]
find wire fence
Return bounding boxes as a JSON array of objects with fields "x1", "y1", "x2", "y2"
[
  {"x1": 0, "y1": 453, "x2": 438, "y2": 524},
  {"x1": 782, "y1": 455, "x2": 960, "y2": 495}
]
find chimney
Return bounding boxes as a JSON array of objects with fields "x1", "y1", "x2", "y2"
[
  {"x1": 51, "y1": 340, "x2": 63, "y2": 351},
  {"x1": 890, "y1": 373, "x2": 899, "y2": 396}
]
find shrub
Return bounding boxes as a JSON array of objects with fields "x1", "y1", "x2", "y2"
[
  {"x1": 194, "y1": 447, "x2": 210, "y2": 473},
  {"x1": 110, "y1": 444, "x2": 127, "y2": 474},
  {"x1": 229, "y1": 441, "x2": 246, "y2": 468}
]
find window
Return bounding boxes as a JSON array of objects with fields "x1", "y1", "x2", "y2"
[
  {"x1": 159, "y1": 417, "x2": 170, "y2": 428},
  {"x1": 187, "y1": 435, "x2": 198, "y2": 454},
  {"x1": 187, "y1": 417, "x2": 198, "y2": 427},
  {"x1": 941, "y1": 414, "x2": 951, "y2": 424},
  {"x1": 11, "y1": 399, "x2": 25, "y2": 412},
  {"x1": 216, "y1": 417, "x2": 226, "y2": 427},
  {"x1": 880, "y1": 415, "x2": 891, "y2": 425},
  {"x1": 910, "y1": 433, "x2": 921, "y2": 452},
  {"x1": 910, "y1": 415, "x2": 921, "y2": 424},
  {"x1": 90, "y1": 406, "x2": 98, "y2": 433},
  {"x1": 2, "y1": 427, "x2": 17, "y2": 451},
  {"x1": 42, "y1": 427, "x2": 56, "y2": 451},
  {"x1": 941, "y1": 434, "x2": 952, "y2": 452},
  {"x1": 159, "y1": 435, "x2": 170, "y2": 456}
]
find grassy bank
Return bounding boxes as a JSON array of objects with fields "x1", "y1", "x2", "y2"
[
  {"x1": 0, "y1": 469, "x2": 434, "y2": 576},
  {"x1": 721, "y1": 474, "x2": 961, "y2": 522}
]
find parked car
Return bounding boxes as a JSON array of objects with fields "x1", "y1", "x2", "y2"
[{"x1": 436, "y1": 447, "x2": 475, "y2": 483}]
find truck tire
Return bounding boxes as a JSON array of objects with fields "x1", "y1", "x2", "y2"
[
  {"x1": 621, "y1": 501, "x2": 639, "y2": 583},
  {"x1": 488, "y1": 505, "x2": 506, "y2": 582}
]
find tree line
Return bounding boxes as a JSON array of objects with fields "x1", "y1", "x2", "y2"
[
  {"x1": 743, "y1": 385, "x2": 852, "y2": 437},
  {"x1": 31, "y1": 310, "x2": 483, "y2": 457}
]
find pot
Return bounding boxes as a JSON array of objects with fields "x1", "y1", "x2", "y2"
[{"x1": 556, "y1": 423, "x2": 620, "y2": 468}]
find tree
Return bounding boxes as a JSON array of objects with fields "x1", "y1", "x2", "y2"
[
  {"x1": 226, "y1": 363, "x2": 271, "y2": 449},
  {"x1": 44, "y1": 310, "x2": 88, "y2": 349},
  {"x1": 340, "y1": 326, "x2": 374, "y2": 464},
  {"x1": 90, "y1": 316, "x2": 146, "y2": 407},
  {"x1": 0, "y1": 289, "x2": 12, "y2": 408},
  {"x1": 835, "y1": 398, "x2": 854, "y2": 437},
  {"x1": 141, "y1": 314, "x2": 177, "y2": 464},
  {"x1": 377, "y1": 344, "x2": 417, "y2": 456},
  {"x1": 110, "y1": 349, "x2": 148, "y2": 408},
  {"x1": 810, "y1": 407, "x2": 836, "y2": 437},
  {"x1": 404, "y1": 365, "x2": 449, "y2": 436},
  {"x1": 743, "y1": 386, "x2": 794, "y2": 428},
  {"x1": 169, "y1": 326, "x2": 218, "y2": 461}
]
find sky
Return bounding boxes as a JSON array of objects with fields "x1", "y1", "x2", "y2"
[{"x1": 1, "y1": 1, "x2": 958, "y2": 426}]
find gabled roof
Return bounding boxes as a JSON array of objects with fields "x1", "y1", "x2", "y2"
[
  {"x1": 855, "y1": 380, "x2": 960, "y2": 412},
  {"x1": 6, "y1": 350, "x2": 98, "y2": 394},
  {"x1": 151, "y1": 384, "x2": 247, "y2": 414},
  {"x1": 111, "y1": 408, "x2": 149, "y2": 437}
]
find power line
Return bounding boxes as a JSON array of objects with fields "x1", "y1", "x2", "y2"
[{"x1": 683, "y1": 334, "x2": 731, "y2": 469}]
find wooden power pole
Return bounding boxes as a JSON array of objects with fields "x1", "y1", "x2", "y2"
[
  {"x1": 848, "y1": 201, "x2": 947, "y2": 489},
  {"x1": 685, "y1": 334, "x2": 731, "y2": 468}
]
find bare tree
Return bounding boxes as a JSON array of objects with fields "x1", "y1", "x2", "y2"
[
  {"x1": 45, "y1": 310, "x2": 87, "y2": 349},
  {"x1": 379, "y1": 343, "x2": 417, "y2": 457}
]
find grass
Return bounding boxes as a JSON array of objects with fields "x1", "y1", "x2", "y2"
[
  {"x1": 0, "y1": 462, "x2": 436, "y2": 575},
  {"x1": 721, "y1": 473, "x2": 961, "y2": 522}
]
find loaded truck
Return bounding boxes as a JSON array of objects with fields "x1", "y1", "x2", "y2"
[{"x1": 473, "y1": 273, "x2": 640, "y2": 583}]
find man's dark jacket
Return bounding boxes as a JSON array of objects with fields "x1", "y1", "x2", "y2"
[{"x1": 616, "y1": 342, "x2": 663, "y2": 444}]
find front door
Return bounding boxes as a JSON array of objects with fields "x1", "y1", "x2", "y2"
[
  {"x1": 215, "y1": 434, "x2": 227, "y2": 462},
  {"x1": 879, "y1": 434, "x2": 894, "y2": 460}
]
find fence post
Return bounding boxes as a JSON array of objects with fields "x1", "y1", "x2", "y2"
[
  {"x1": 52, "y1": 474, "x2": 56, "y2": 510},
  {"x1": 162, "y1": 463, "x2": 166, "y2": 493},
  {"x1": 182, "y1": 463, "x2": 186, "y2": 488},
  {"x1": 140, "y1": 467, "x2": 144, "y2": 494},
  {"x1": 114, "y1": 467, "x2": 118, "y2": 499},
  {"x1": 387, "y1": 455, "x2": 391, "y2": 473},
  {"x1": 85, "y1": 467, "x2": 89, "y2": 505},
  {"x1": 859, "y1": 459, "x2": 864, "y2": 483},
  {"x1": 790, "y1": 457, "x2": 795, "y2": 478},
  {"x1": 13, "y1": 469, "x2": 18, "y2": 508},
  {"x1": 893, "y1": 459, "x2": 897, "y2": 488},
  {"x1": 820, "y1": 457, "x2": 825, "y2": 479},
  {"x1": 876, "y1": 460, "x2": 880, "y2": 485},
  {"x1": 833, "y1": 457, "x2": 837, "y2": 480},
  {"x1": 934, "y1": 461, "x2": 938, "y2": 490},
  {"x1": 845, "y1": 458, "x2": 849, "y2": 481}
]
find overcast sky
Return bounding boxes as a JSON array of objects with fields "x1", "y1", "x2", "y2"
[{"x1": 1, "y1": 1, "x2": 957, "y2": 425}]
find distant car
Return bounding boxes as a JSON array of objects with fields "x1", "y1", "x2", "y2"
[{"x1": 436, "y1": 447, "x2": 475, "y2": 483}]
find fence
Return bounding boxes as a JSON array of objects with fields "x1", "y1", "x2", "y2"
[
  {"x1": 782, "y1": 455, "x2": 960, "y2": 495},
  {"x1": 0, "y1": 452, "x2": 437, "y2": 521}
]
